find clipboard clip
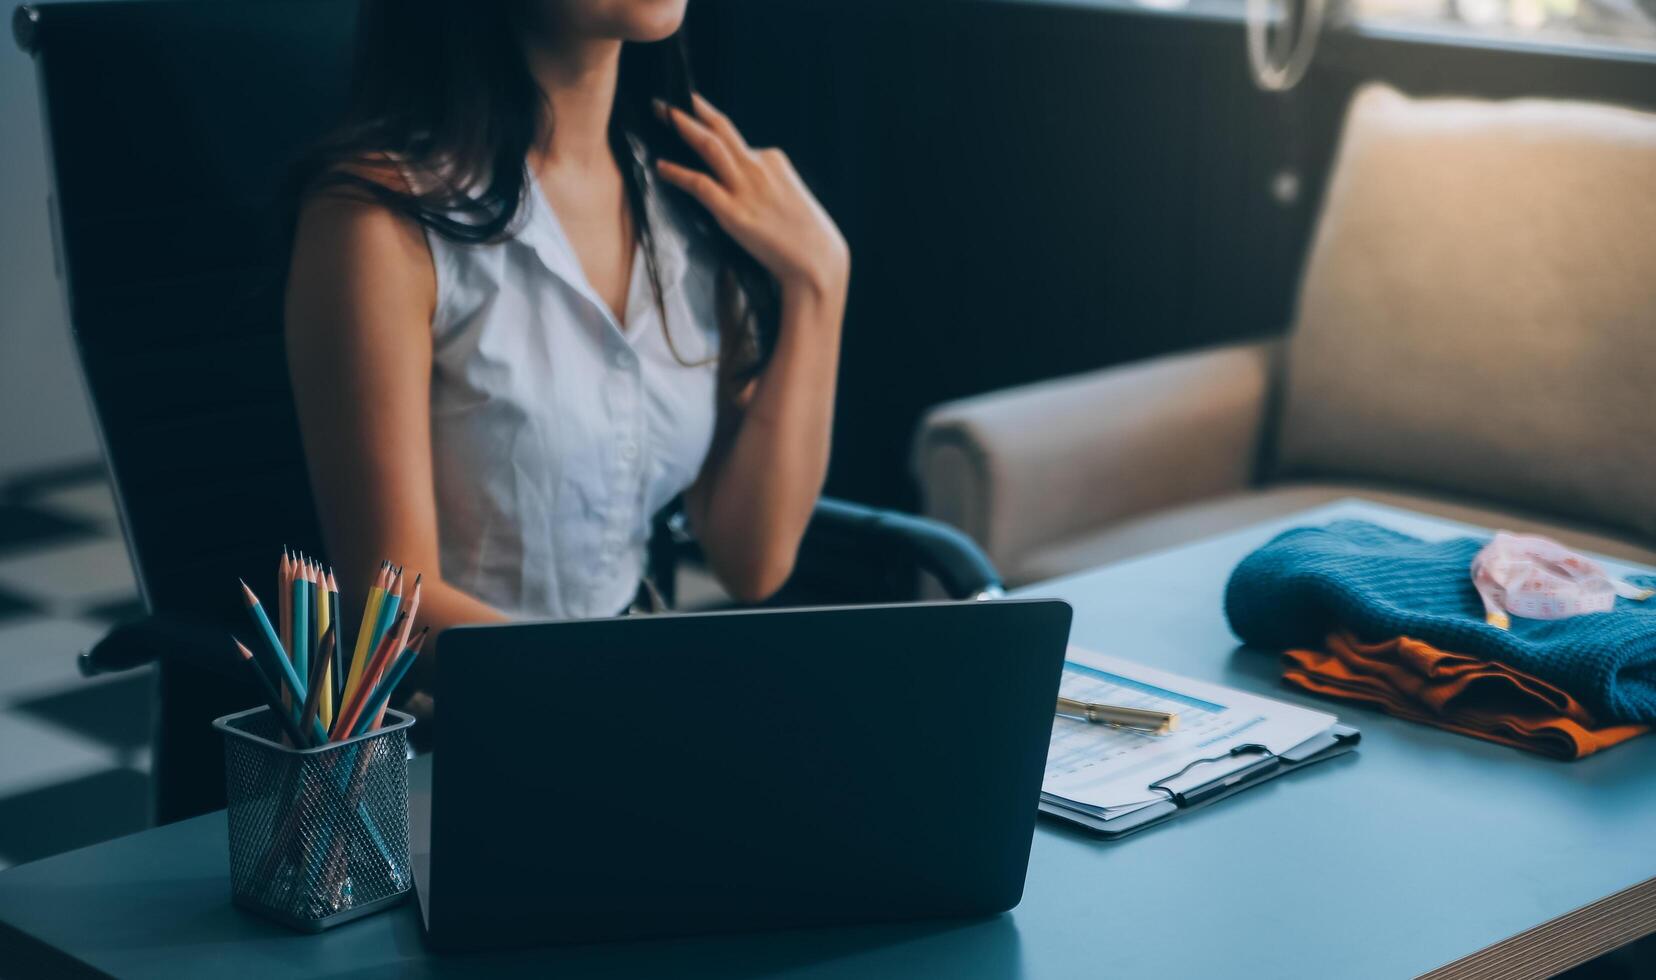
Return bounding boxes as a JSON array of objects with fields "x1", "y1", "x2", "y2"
[{"x1": 1147, "y1": 743, "x2": 1282, "y2": 807}]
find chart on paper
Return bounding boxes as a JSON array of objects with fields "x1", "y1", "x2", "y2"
[{"x1": 1043, "y1": 646, "x2": 1334, "y2": 818}]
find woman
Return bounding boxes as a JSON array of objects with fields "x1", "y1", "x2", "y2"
[{"x1": 284, "y1": 0, "x2": 848, "y2": 675}]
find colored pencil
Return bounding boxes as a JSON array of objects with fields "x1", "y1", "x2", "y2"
[
  {"x1": 241, "y1": 558, "x2": 426, "y2": 748},
  {"x1": 353, "y1": 646, "x2": 420, "y2": 738},
  {"x1": 392, "y1": 574, "x2": 420, "y2": 663},
  {"x1": 331, "y1": 609, "x2": 405, "y2": 738},
  {"x1": 363, "y1": 567, "x2": 404, "y2": 683},
  {"x1": 332, "y1": 611, "x2": 407, "y2": 740},
  {"x1": 236, "y1": 580, "x2": 326, "y2": 747},
  {"x1": 234, "y1": 638, "x2": 307, "y2": 746},
  {"x1": 378, "y1": 575, "x2": 415, "y2": 688},
  {"x1": 364, "y1": 588, "x2": 419, "y2": 731},
  {"x1": 367, "y1": 626, "x2": 427, "y2": 731},
  {"x1": 278, "y1": 551, "x2": 291, "y2": 661},
  {"x1": 296, "y1": 625, "x2": 336, "y2": 747},
  {"x1": 342, "y1": 564, "x2": 392, "y2": 712},
  {"x1": 343, "y1": 562, "x2": 389, "y2": 712},
  {"x1": 278, "y1": 551, "x2": 293, "y2": 711},
  {"x1": 239, "y1": 580, "x2": 295, "y2": 693},
  {"x1": 242, "y1": 556, "x2": 417, "y2": 901},
  {"x1": 315, "y1": 564, "x2": 333, "y2": 728},
  {"x1": 310, "y1": 559, "x2": 321, "y2": 631},
  {"x1": 328, "y1": 569, "x2": 343, "y2": 704},
  {"x1": 291, "y1": 559, "x2": 310, "y2": 694}
]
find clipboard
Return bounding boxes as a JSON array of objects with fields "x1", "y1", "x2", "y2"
[{"x1": 1038, "y1": 723, "x2": 1362, "y2": 839}]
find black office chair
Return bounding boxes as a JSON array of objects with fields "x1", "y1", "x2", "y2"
[{"x1": 15, "y1": 0, "x2": 1001, "y2": 825}]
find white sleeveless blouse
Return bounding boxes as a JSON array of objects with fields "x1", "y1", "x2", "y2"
[{"x1": 424, "y1": 171, "x2": 721, "y2": 620}]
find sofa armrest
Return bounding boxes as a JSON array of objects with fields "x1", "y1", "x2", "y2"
[{"x1": 912, "y1": 339, "x2": 1276, "y2": 583}]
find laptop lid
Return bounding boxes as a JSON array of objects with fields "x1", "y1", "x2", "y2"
[{"x1": 419, "y1": 599, "x2": 1071, "y2": 952}]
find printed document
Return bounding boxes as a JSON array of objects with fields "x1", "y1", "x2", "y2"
[{"x1": 1044, "y1": 646, "x2": 1335, "y2": 819}]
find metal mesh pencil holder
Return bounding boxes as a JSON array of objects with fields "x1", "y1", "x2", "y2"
[{"x1": 215, "y1": 705, "x2": 415, "y2": 932}]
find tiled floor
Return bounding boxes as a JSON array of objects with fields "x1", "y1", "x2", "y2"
[{"x1": 0, "y1": 464, "x2": 150, "y2": 871}]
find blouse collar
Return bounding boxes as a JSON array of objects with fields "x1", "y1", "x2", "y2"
[{"x1": 514, "y1": 141, "x2": 695, "y2": 326}]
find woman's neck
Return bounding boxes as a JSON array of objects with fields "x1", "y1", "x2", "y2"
[{"x1": 524, "y1": 36, "x2": 623, "y2": 174}]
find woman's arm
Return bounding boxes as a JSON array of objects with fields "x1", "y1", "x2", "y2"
[
  {"x1": 657, "y1": 95, "x2": 851, "y2": 603},
  {"x1": 285, "y1": 188, "x2": 507, "y2": 686}
]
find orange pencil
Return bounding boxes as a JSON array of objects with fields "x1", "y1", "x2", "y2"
[
  {"x1": 344, "y1": 561, "x2": 390, "y2": 708},
  {"x1": 376, "y1": 573, "x2": 417, "y2": 693},
  {"x1": 381, "y1": 580, "x2": 418, "y2": 686},
  {"x1": 364, "y1": 578, "x2": 421, "y2": 732},
  {"x1": 332, "y1": 611, "x2": 408, "y2": 740},
  {"x1": 371, "y1": 627, "x2": 428, "y2": 730},
  {"x1": 331, "y1": 613, "x2": 402, "y2": 740},
  {"x1": 362, "y1": 607, "x2": 409, "y2": 701},
  {"x1": 401, "y1": 575, "x2": 421, "y2": 638},
  {"x1": 350, "y1": 563, "x2": 403, "y2": 708}
]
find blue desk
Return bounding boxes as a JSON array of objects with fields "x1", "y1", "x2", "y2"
[{"x1": 1, "y1": 501, "x2": 1652, "y2": 978}]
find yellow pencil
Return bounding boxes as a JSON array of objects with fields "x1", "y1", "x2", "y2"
[
  {"x1": 315, "y1": 560, "x2": 333, "y2": 728},
  {"x1": 343, "y1": 561, "x2": 389, "y2": 710},
  {"x1": 350, "y1": 564, "x2": 402, "y2": 708}
]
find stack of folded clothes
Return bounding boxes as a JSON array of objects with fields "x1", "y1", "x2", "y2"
[{"x1": 1224, "y1": 520, "x2": 1656, "y2": 759}]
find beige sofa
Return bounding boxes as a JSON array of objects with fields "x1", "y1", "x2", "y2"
[{"x1": 914, "y1": 84, "x2": 1656, "y2": 588}]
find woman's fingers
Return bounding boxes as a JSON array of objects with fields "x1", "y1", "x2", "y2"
[
  {"x1": 656, "y1": 97, "x2": 848, "y2": 296},
  {"x1": 656, "y1": 159, "x2": 737, "y2": 222},
  {"x1": 691, "y1": 93, "x2": 750, "y2": 152},
  {"x1": 655, "y1": 100, "x2": 743, "y2": 188}
]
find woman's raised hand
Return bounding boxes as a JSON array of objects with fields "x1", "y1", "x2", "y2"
[{"x1": 655, "y1": 94, "x2": 849, "y2": 301}]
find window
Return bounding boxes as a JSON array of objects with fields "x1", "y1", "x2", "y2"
[{"x1": 1341, "y1": 0, "x2": 1656, "y2": 52}]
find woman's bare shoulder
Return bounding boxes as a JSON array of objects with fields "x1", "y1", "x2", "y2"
[
  {"x1": 298, "y1": 151, "x2": 418, "y2": 227},
  {"x1": 288, "y1": 155, "x2": 435, "y2": 330}
]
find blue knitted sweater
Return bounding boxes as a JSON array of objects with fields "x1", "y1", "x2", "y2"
[{"x1": 1224, "y1": 520, "x2": 1656, "y2": 726}]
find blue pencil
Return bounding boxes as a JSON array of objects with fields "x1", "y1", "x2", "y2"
[
  {"x1": 351, "y1": 647, "x2": 420, "y2": 737},
  {"x1": 238, "y1": 580, "x2": 327, "y2": 745},
  {"x1": 290, "y1": 569, "x2": 309, "y2": 696},
  {"x1": 365, "y1": 567, "x2": 404, "y2": 665},
  {"x1": 232, "y1": 638, "x2": 308, "y2": 746}
]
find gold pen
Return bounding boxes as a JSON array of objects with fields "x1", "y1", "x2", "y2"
[{"x1": 1056, "y1": 696, "x2": 1178, "y2": 734}]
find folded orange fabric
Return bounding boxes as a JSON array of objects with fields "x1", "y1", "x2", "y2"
[{"x1": 1283, "y1": 632, "x2": 1648, "y2": 760}]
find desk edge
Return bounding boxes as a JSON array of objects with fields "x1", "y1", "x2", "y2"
[
  {"x1": 1421, "y1": 874, "x2": 1656, "y2": 980},
  {"x1": 0, "y1": 912, "x2": 109, "y2": 979}
]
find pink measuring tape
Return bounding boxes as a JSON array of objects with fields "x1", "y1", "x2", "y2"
[{"x1": 1471, "y1": 531, "x2": 1654, "y2": 630}]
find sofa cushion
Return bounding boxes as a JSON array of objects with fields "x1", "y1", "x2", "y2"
[
  {"x1": 1273, "y1": 84, "x2": 1656, "y2": 544},
  {"x1": 1012, "y1": 482, "x2": 1656, "y2": 587}
]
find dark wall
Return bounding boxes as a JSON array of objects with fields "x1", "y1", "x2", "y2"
[{"x1": 687, "y1": 0, "x2": 1656, "y2": 512}]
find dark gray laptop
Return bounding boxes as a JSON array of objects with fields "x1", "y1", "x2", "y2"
[{"x1": 411, "y1": 599, "x2": 1071, "y2": 952}]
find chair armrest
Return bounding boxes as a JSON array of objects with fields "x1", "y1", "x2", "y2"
[
  {"x1": 81, "y1": 613, "x2": 238, "y2": 679},
  {"x1": 913, "y1": 339, "x2": 1277, "y2": 583},
  {"x1": 658, "y1": 495, "x2": 1004, "y2": 604},
  {"x1": 803, "y1": 497, "x2": 1003, "y2": 600}
]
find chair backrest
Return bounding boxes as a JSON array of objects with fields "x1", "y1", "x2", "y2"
[
  {"x1": 1274, "y1": 83, "x2": 1656, "y2": 545},
  {"x1": 18, "y1": 0, "x2": 356, "y2": 626}
]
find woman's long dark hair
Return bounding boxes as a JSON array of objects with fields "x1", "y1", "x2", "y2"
[{"x1": 290, "y1": 0, "x2": 776, "y2": 379}]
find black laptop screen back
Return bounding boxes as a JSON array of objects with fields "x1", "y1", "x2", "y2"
[{"x1": 427, "y1": 599, "x2": 1070, "y2": 950}]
